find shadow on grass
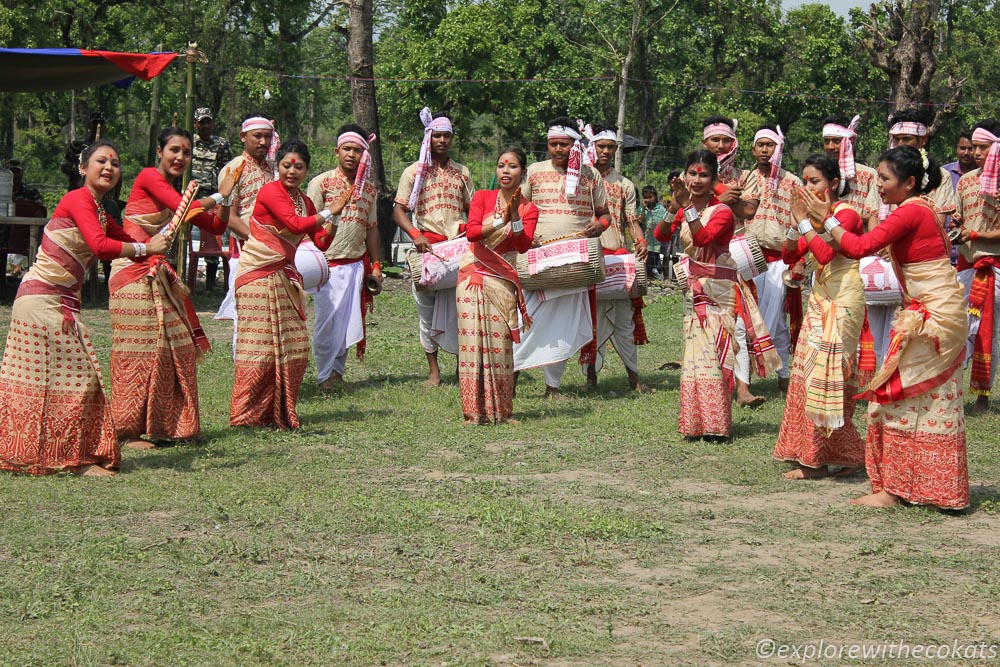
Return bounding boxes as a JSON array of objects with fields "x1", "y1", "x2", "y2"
[
  {"x1": 299, "y1": 409, "x2": 393, "y2": 425},
  {"x1": 968, "y1": 485, "x2": 1000, "y2": 513},
  {"x1": 121, "y1": 444, "x2": 248, "y2": 473},
  {"x1": 730, "y1": 420, "x2": 780, "y2": 439}
]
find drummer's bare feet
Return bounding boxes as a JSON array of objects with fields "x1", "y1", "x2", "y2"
[
  {"x1": 627, "y1": 369, "x2": 652, "y2": 393},
  {"x1": 320, "y1": 373, "x2": 346, "y2": 392},
  {"x1": 586, "y1": 365, "x2": 598, "y2": 389},
  {"x1": 778, "y1": 376, "x2": 790, "y2": 394},
  {"x1": 783, "y1": 465, "x2": 830, "y2": 480},
  {"x1": 736, "y1": 380, "x2": 765, "y2": 408},
  {"x1": 122, "y1": 439, "x2": 156, "y2": 451},
  {"x1": 72, "y1": 464, "x2": 116, "y2": 477},
  {"x1": 544, "y1": 386, "x2": 562, "y2": 400},
  {"x1": 971, "y1": 395, "x2": 991, "y2": 415},
  {"x1": 851, "y1": 490, "x2": 899, "y2": 508},
  {"x1": 425, "y1": 351, "x2": 441, "y2": 386}
]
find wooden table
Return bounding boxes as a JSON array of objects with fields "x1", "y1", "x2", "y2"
[{"x1": 0, "y1": 215, "x2": 49, "y2": 265}]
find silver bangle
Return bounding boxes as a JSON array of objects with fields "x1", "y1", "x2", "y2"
[
  {"x1": 318, "y1": 209, "x2": 333, "y2": 222},
  {"x1": 683, "y1": 206, "x2": 699, "y2": 223},
  {"x1": 133, "y1": 242, "x2": 146, "y2": 258},
  {"x1": 221, "y1": 195, "x2": 234, "y2": 207},
  {"x1": 209, "y1": 192, "x2": 225, "y2": 206},
  {"x1": 492, "y1": 216, "x2": 506, "y2": 230},
  {"x1": 823, "y1": 216, "x2": 841, "y2": 233},
  {"x1": 797, "y1": 218, "x2": 813, "y2": 236},
  {"x1": 511, "y1": 218, "x2": 524, "y2": 233},
  {"x1": 786, "y1": 227, "x2": 801, "y2": 241}
]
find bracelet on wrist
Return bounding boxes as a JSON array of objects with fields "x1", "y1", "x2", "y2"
[
  {"x1": 209, "y1": 192, "x2": 225, "y2": 206},
  {"x1": 786, "y1": 227, "x2": 801, "y2": 241},
  {"x1": 970, "y1": 230, "x2": 980, "y2": 241},
  {"x1": 797, "y1": 218, "x2": 813, "y2": 236},
  {"x1": 318, "y1": 209, "x2": 333, "y2": 222},
  {"x1": 511, "y1": 218, "x2": 524, "y2": 233},
  {"x1": 823, "y1": 216, "x2": 841, "y2": 233},
  {"x1": 683, "y1": 206, "x2": 699, "y2": 224},
  {"x1": 372, "y1": 261, "x2": 382, "y2": 272},
  {"x1": 406, "y1": 227, "x2": 422, "y2": 241}
]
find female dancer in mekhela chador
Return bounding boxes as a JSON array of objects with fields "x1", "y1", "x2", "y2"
[{"x1": 0, "y1": 140, "x2": 169, "y2": 475}]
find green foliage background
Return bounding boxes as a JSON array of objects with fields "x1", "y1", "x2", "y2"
[{"x1": 1, "y1": 0, "x2": 997, "y2": 203}]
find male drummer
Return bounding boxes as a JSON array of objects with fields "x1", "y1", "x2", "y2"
[
  {"x1": 393, "y1": 108, "x2": 474, "y2": 385},
  {"x1": 587, "y1": 123, "x2": 649, "y2": 392},
  {"x1": 216, "y1": 114, "x2": 277, "y2": 352},
  {"x1": 867, "y1": 109, "x2": 958, "y2": 365},
  {"x1": 514, "y1": 116, "x2": 611, "y2": 398},
  {"x1": 307, "y1": 123, "x2": 383, "y2": 390},
  {"x1": 954, "y1": 118, "x2": 1000, "y2": 414},
  {"x1": 739, "y1": 124, "x2": 802, "y2": 393},
  {"x1": 700, "y1": 115, "x2": 771, "y2": 406}
]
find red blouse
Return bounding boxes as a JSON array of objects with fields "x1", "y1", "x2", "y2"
[
  {"x1": 782, "y1": 205, "x2": 863, "y2": 266},
  {"x1": 252, "y1": 181, "x2": 333, "y2": 250},
  {"x1": 836, "y1": 199, "x2": 949, "y2": 264},
  {"x1": 51, "y1": 187, "x2": 135, "y2": 261},
  {"x1": 654, "y1": 197, "x2": 735, "y2": 247},
  {"x1": 466, "y1": 190, "x2": 537, "y2": 254},
  {"x1": 125, "y1": 168, "x2": 227, "y2": 234}
]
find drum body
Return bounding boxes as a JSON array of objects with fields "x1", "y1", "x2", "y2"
[
  {"x1": 596, "y1": 253, "x2": 647, "y2": 300},
  {"x1": 515, "y1": 237, "x2": 606, "y2": 290},
  {"x1": 859, "y1": 256, "x2": 903, "y2": 305},
  {"x1": 729, "y1": 233, "x2": 768, "y2": 281},
  {"x1": 405, "y1": 237, "x2": 470, "y2": 291},
  {"x1": 295, "y1": 240, "x2": 330, "y2": 293}
]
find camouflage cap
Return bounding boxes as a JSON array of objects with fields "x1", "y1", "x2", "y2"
[{"x1": 195, "y1": 107, "x2": 213, "y2": 121}]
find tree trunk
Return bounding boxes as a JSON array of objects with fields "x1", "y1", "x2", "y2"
[
  {"x1": 635, "y1": 88, "x2": 700, "y2": 181},
  {"x1": 347, "y1": 0, "x2": 386, "y2": 196},
  {"x1": 615, "y1": 0, "x2": 642, "y2": 171},
  {"x1": 347, "y1": 0, "x2": 392, "y2": 259}
]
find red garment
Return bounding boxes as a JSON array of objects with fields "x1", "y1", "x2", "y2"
[
  {"x1": 252, "y1": 181, "x2": 332, "y2": 251},
  {"x1": 654, "y1": 197, "x2": 734, "y2": 247},
  {"x1": 782, "y1": 206, "x2": 863, "y2": 266},
  {"x1": 51, "y1": 187, "x2": 134, "y2": 260},
  {"x1": 466, "y1": 189, "x2": 538, "y2": 253},
  {"x1": 125, "y1": 168, "x2": 226, "y2": 235},
  {"x1": 836, "y1": 200, "x2": 949, "y2": 263}
]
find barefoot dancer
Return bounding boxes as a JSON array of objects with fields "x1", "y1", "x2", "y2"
[
  {"x1": 457, "y1": 148, "x2": 537, "y2": 423},
  {"x1": 0, "y1": 141, "x2": 169, "y2": 475},
  {"x1": 230, "y1": 139, "x2": 341, "y2": 429},
  {"x1": 110, "y1": 128, "x2": 235, "y2": 449},
  {"x1": 307, "y1": 124, "x2": 383, "y2": 391},
  {"x1": 773, "y1": 155, "x2": 866, "y2": 480},
  {"x1": 393, "y1": 108, "x2": 474, "y2": 386},
  {"x1": 810, "y1": 146, "x2": 969, "y2": 509},
  {"x1": 655, "y1": 151, "x2": 779, "y2": 439}
]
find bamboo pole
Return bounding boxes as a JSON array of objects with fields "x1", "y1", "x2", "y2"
[
  {"x1": 147, "y1": 42, "x2": 163, "y2": 168},
  {"x1": 176, "y1": 42, "x2": 198, "y2": 274}
]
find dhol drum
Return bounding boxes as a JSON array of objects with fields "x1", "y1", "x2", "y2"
[
  {"x1": 405, "y1": 236, "x2": 470, "y2": 291},
  {"x1": 729, "y1": 233, "x2": 768, "y2": 281},
  {"x1": 859, "y1": 256, "x2": 903, "y2": 305},
  {"x1": 295, "y1": 240, "x2": 330, "y2": 293},
  {"x1": 515, "y1": 236, "x2": 606, "y2": 290},
  {"x1": 596, "y1": 253, "x2": 647, "y2": 300}
]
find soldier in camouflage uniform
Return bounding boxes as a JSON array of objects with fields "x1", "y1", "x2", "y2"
[{"x1": 192, "y1": 107, "x2": 233, "y2": 290}]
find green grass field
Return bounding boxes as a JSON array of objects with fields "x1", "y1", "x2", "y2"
[{"x1": 1, "y1": 278, "x2": 999, "y2": 666}]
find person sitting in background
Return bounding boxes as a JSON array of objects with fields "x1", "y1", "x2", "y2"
[{"x1": 8, "y1": 160, "x2": 43, "y2": 205}]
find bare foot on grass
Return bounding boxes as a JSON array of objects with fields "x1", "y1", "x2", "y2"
[
  {"x1": 851, "y1": 490, "x2": 899, "y2": 508},
  {"x1": 72, "y1": 465, "x2": 116, "y2": 477},
  {"x1": 122, "y1": 439, "x2": 156, "y2": 451},
  {"x1": 783, "y1": 465, "x2": 830, "y2": 480}
]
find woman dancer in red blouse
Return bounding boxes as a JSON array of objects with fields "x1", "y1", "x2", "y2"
[
  {"x1": 109, "y1": 127, "x2": 235, "y2": 449},
  {"x1": 0, "y1": 141, "x2": 169, "y2": 475},
  {"x1": 773, "y1": 155, "x2": 866, "y2": 479},
  {"x1": 457, "y1": 148, "x2": 538, "y2": 424},
  {"x1": 654, "y1": 151, "x2": 779, "y2": 438},
  {"x1": 230, "y1": 139, "x2": 346, "y2": 429},
  {"x1": 807, "y1": 146, "x2": 969, "y2": 509}
]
